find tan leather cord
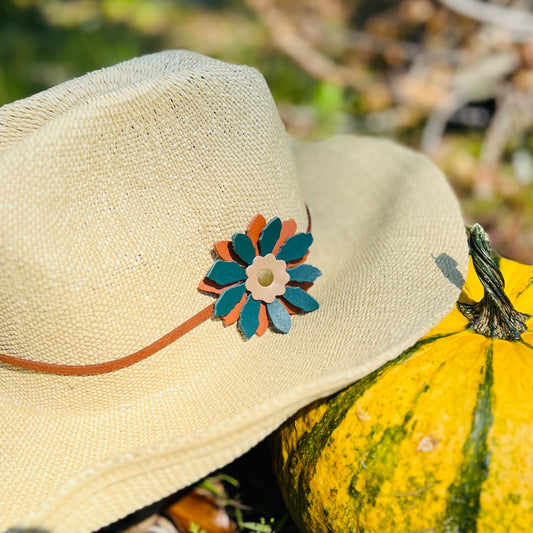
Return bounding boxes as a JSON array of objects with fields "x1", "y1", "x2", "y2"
[{"x1": 0, "y1": 303, "x2": 215, "y2": 375}]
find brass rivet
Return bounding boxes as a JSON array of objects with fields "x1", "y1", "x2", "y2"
[{"x1": 258, "y1": 269, "x2": 274, "y2": 287}]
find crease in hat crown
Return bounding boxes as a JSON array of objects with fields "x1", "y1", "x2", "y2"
[{"x1": 0, "y1": 50, "x2": 309, "y2": 369}]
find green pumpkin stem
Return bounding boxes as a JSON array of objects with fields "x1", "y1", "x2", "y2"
[{"x1": 458, "y1": 224, "x2": 528, "y2": 340}]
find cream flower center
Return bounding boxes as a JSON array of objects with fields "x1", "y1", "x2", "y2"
[{"x1": 245, "y1": 254, "x2": 290, "y2": 303}]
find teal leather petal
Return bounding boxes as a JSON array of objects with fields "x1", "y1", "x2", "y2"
[
  {"x1": 232, "y1": 233, "x2": 256, "y2": 265},
  {"x1": 276, "y1": 233, "x2": 313, "y2": 263},
  {"x1": 267, "y1": 299, "x2": 291, "y2": 334},
  {"x1": 206, "y1": 260, "x2": 246, "y2": 285},
  {"x1": 282, "y1": 286, "x2": 319, "y2": 312},
  {"x1": 258, "y1": 217, "x2": 282, "y2": 256},
  {"x1": 288, "y1": 263, "x2": 322, "y2": 282},
  {"x1": 239, "y1": 295, "x2": 261, "y2": 338},
  {"x1": 214, "y1": 283, "x2": 247, "y2": 317}
]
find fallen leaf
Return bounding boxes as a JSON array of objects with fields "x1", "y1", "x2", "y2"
[{"x1": 164, "y1": 489, "x2": 236, "y2": 533}]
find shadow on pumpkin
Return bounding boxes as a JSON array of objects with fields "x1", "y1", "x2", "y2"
[{"x1": 432, "y1": 252, "x2": 466, "y2": 290}]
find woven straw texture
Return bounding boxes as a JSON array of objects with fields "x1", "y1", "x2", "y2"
[{"x1": 0, "y1": 51, "x2": 468, "y2": 532}]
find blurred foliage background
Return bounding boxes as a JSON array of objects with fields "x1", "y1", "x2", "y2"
[{"x1": 1, "y1": 0, "x2": 533, "y2": 261}]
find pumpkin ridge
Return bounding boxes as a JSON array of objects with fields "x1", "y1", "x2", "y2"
[
  {"x1": 445, "y1": 343, "x2": 494, "y2": 532},
  {"x1": 514, "y1": 276, "x2": 533, "y2": 300},
  {"x1": 282, "y1": 335, "x2": 450, "y2": 530},
  {"x1": 346, "y1": 409, "x2": 416, "y2": 528},
  {"x1": 330, "y1": 356, "x2": 453, "y2": 532},
  {"x1": 498, "y1": 257, "x2": 533, "y2": 305},
  {"x1": 519, "y1": 338, "x2": 533, "y2": 351}
]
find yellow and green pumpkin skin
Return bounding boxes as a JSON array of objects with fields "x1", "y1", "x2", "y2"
[{"x1": 271, "y1": 257, "x2": 533, "y2": 533}]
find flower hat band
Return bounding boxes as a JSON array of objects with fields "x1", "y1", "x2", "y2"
[{"x1": 0, "y1": 213, "x2": 319, "y2": 375}]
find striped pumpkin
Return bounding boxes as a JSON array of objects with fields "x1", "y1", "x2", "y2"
[{"x1": 271, "y1": 225, "x2": 533, "y2": 532}]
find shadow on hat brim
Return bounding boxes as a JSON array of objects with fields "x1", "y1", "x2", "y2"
[{"x1": 3, "y1": 135, "x2": 468, "y2": 533}]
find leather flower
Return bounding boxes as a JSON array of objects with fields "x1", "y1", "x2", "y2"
[{"x1": 199, "y1": 215, "x2": 322, "y2": 338}]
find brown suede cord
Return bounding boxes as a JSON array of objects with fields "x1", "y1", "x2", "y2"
[{"x1": 0, "y1": 303, "x2": 215, "y2": 375}]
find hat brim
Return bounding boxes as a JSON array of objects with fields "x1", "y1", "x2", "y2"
[{"x1": 4, "y1": 135, "x2": 467, "y2": 532}]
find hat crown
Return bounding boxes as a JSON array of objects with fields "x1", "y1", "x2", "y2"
[{"x1": 0, "y1": 51, "x2": 308, "y2": 367}]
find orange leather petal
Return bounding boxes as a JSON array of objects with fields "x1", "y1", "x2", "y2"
[
  {"x1": 272, "y1": 218, "x2": 297, "y2": 255},
  {"x1": 256, "y1": 303, "x2": 269, "y2": 336},
  {"x1": 247, "y1": 214, "x2": 266, "y2": 253},
  {"x1": 214, "y1": 240, "x2": 234, "y2": 262},
  {"x1": 198, "y1": 278, "x2": 227, "y2": 295},
  {"x1": 223, "y1": 293, "x2": 247, "y2": 326}
]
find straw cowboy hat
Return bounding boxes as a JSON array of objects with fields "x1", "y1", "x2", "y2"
[{"x1": 0, "y1": 51, "x2": 467, "y2": 532}]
